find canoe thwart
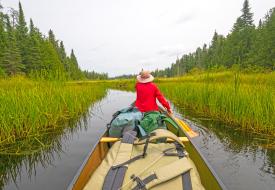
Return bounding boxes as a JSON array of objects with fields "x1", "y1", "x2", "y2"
[{"x1": 100, "y1": 136, "x2": 189, "y2": 143}]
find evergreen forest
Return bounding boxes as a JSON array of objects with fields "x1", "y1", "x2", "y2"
[
  {"x1": 0, "y1": 2, "x2": 107, "y2": 80},
  {"x1": 153, "y1": 0, "x2": 275, "y2": 77}
]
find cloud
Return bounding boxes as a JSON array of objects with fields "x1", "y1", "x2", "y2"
[
  {"x1": 157, "y1": 10, "x2": 169, "y2": 18},
  {"x1": 88, "y1": 43, "x2": 106, "y2": 52},
  {"x1": 157, "y1": 45, "x2": 185, "y2": 58},
  {"x1": 176, "y1": 13, "x2": 196, "y2": 24},
  {"x1": 137, "y1": 57, "x2": 157, "y2": 66}
]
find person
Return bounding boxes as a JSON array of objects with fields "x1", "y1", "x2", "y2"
[{"x1": 135, "y1": 70, "x2": 172, "y2": 114}]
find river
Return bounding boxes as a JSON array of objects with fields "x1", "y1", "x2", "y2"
[{"x1": 1, "y1": 90, "x2": 274, "y2": 190}]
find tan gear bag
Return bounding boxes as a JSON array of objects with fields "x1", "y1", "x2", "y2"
[{"x1": 84, "y1": 129, "x2": 205, "y2": 190}]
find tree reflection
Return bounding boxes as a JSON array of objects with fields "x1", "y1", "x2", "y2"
[
  {"x1": 177, "y1": 106, "x2": 275, "y2": 176},
  {"x1": 0, "y1": 115, "x2": 90, "y2": 189}
]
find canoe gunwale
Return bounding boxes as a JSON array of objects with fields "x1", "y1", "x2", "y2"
[
  {"x1": 66, "y1": 130, "x2": 108, "y2": 190},
  {"x1": 185, "y1": 130, "x2": 227, "y2": 190},
  {"x1": 158, "y1": 106, "x2": 227, "y2": 190}
]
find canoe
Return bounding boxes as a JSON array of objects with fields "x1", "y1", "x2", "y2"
[{"x1": 67, "y1": 107, "x2": 227, "y2": 190}]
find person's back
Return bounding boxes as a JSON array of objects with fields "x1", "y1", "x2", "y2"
[
  {"x1": 135, "y1": 82, "x2": 158, "y2": 112},
  {"x1": 135, "y1": 70, "x2": 171, "y2": 113}
]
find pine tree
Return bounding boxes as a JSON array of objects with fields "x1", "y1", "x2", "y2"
[
  {"x1": 58, "y1": 41, "x2": 68, "y2": 71},
  {"x1": 241, "y1": 0, "x2": 254, "y2": 27},
  {"x1": 0, "y1": 7, "x2": 6, "y2": 67},
  {"x1": 69, "y1": 49, "x2": 83, "y2": 79},
  {"x1": 208, "y1": 31, "x2": 226, "y2": 68},
  {"x1": 200, "y1": 44, "x2": 208, "y2": 69},
  {"x1": 16, "y1": 2, "x2": 29, "y2": 71},
  {"x1": 25, "y1": 19, "x2": 43, "y2": 74},
  {"x1": 258, "y1": 19, "x2": 262, "y2": 29},
  {"x1": 1, "y1": 2, "x2": 103, "y2": 79},
  {"x1": 40, "y1": 39, "x2": 64, "y2": 79},
  {"x1": 153, "y1": 0, "x2": 274, "y2": 76},
  {"x1": 17, "y1": 2, "x2": 28, "y2": 37},
  {"x1": 226, "y1": 0, "x2": 255, "y2": 67},
  {"x1": 9, "y1": 8, "x2": 19, "y2": 28},
  {"x1": 70, "y1": 50, "x2": 77, "y2": 65},
  {"x1": 29, "y1": 18, "x2": 35, "y2": 33},
  {"x1": 211, "y1": 31, "x2": 218, "y2": 47},
  {"x1": 1, "y1": 16, "x2": 23, "y2": 75},
  {"x1": 48, "y1": 29, "x2": 58, "y2": 48},
  {"x1": 59, "y1": 41, "x2": 67, "y2": 60},
  {"x1": 260, "y1": 8, "x2": 275, "y2": 69}
]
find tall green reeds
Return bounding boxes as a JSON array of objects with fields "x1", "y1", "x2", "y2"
[
  {"x1": 110, "y1": 71, "x2": 275, "y2": 135},
  {"x1": 158, "y1": 72, "x2": 275, "y2": 135},
  {"x1": 0, "y1": 77, "x2": 107, "y2": 145}
]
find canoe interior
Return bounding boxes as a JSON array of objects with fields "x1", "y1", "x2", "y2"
[{"x1": 68, "y1": 113, "x2": 226, "y2": 190}]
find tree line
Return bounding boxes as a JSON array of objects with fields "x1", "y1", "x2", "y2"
[
  {"x1": 0, "y1": 2, "x2": 107, "y2": 80},
  {"x1": 153, "y1": 0, "x2": 275, "y2": 77}
]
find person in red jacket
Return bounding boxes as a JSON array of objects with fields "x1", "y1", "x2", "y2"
[{"x1": 135, "y1": 70, "x2": 172, "y2": 114}]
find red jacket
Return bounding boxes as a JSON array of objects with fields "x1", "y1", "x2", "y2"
[{"x1": 135, "y1": 82, "x2": 171, "y2": 112}]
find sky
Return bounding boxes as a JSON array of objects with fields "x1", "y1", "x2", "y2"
[{"x1": 2, "y1": 0, "x2": 275, "y2": 77}]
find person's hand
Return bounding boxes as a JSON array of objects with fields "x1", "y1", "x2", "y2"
[{"x1": 167, "y1": 109, "x2": 173, "y2": 114}]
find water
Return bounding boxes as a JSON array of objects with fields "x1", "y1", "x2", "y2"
[
  {"x1": 174, "y1": 108, "x2": 275, "y2": 190},
  {"x1": 1, "y1": 90, "x2": 134, "y2": 190},
  {"x1": 1, "y1": 90, "x2": 274, "y2": 190}
]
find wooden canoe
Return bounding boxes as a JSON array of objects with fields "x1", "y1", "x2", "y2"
[{"x1": 67, "y1": 108, "x2": 227, "y2": 190}]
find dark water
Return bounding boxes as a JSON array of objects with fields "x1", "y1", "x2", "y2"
[
  {"x1": 1, "y1": 90, "x2": 134, "y2": 190},
  {"x1": 174, "y1": 110, "x2": 275, "y2": 190},
  {"x1": 1, "y1": 90, "x2": 274, "y2": 190}
]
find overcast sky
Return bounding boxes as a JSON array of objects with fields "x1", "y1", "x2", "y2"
[{"x1": 2, "y1": 0, "x2": 275, "y2": 76}]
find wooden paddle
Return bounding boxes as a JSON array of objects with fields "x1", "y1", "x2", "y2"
[
  {"x1": 157, "y1": 105, "x2": 198, "y2": 138},
  {"x1": 168, "y1": 112, "x2": 199, "y2": 138}
]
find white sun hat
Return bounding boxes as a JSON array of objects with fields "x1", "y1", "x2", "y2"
[{"x1": 136, "y1": 70, "x2": 154, "y2": 83}]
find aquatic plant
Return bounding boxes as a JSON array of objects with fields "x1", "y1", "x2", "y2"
[
  {"x1": 0, "y1": 77, "x2": 107, "y2": 146},
  {"x1": 111, "y1": 71, "x2": 275, "y2": 135}
]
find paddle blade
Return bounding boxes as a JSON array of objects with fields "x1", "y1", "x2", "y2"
[{"x1": 174, "y1": 117, "x2": 199, "y2": 138}]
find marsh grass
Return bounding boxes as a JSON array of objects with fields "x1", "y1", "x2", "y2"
[
  {"x1": 0, "y1": 120, "x2": 72, "y2": 189},
  {"x1": 158, "y1": 71, "x2": 275, "y2": 135},
  {"x1": 0, "y1": 77, "x2": 107, "y2": 148},
  {"x1": 111, "y1": 71, "x2": 275, "y2": 136}
]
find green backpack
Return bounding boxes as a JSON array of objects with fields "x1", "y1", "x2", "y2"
[
  {"x1": 140, "y1": 111, "x2": 167, "y2": 133},
  {"x1": 108, "y1": 108, "x2": 181, "y2": 138}
]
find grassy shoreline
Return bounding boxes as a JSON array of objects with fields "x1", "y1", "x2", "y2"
[
  {"x1": 1, "y1": 71, "x2": 274, "y2": 151},
  {"x1": 110, "y1": 71, "x2": 275, "y2": 136},
  {"x1": 0, "y1": 77, "x2": 107, "y2": 148}
]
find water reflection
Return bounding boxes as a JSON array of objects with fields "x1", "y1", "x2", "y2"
[
  {"x1": 1, "y1": 90, "x2": 135, "y2": 190},
  {"x1": 175, "y1": 107, "x2": 275, "y2": 190},
  {"x1": 1, "y1": 90, "x2": 274, "y2": 190},
  {"x1": 0, "y1": 113, "x2": 91, "y2": 189}
]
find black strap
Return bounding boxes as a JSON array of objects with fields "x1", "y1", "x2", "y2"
[
  {"x1": 103, "y1": 131, "x2": 137, "y2": 190},
  {"x1": 112, "y1": 135, "x2": 151, "y2": 169},
  {"x1": 112, "y1": 154, "x2": 144, "y2": 169},
  {"x1": 103, "y1": 166, "x2": 127, "y2": 190},
  {"x1": 132, "y1": 174, "x2": 158, "y2": 190},
  {"x1": 174, "y1": 142, "x2": 186, "y2": 158},
  {"x1": 121, "y1": 130, "x2": 137, "y2": 144},
  {"x1": 174, "y1": 142, "x2": 192, "y2": 190},
  {"x1": 142, "y1": 135, "x2": 150, "y2": 157},
  {"x1": 182, "y1": 171, "x2": 192, "y2": 190}
]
